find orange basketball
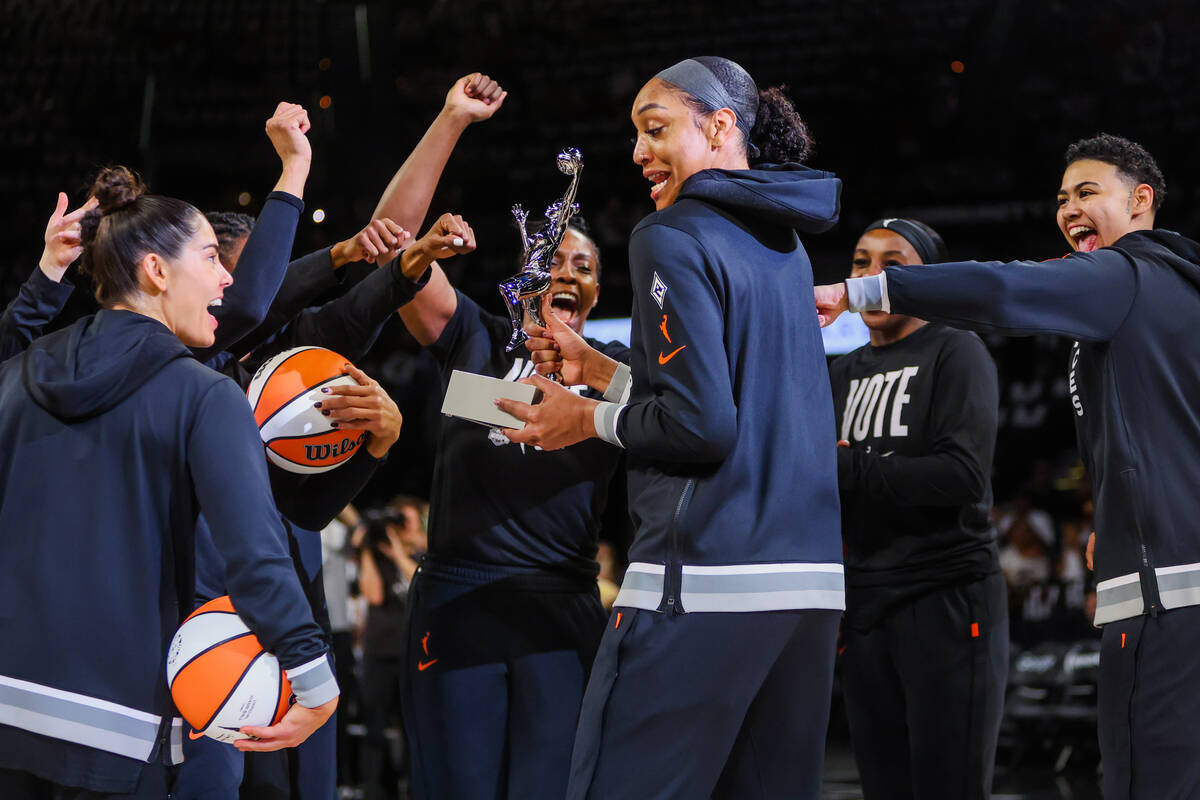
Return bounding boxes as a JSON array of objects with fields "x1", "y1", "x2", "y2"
[
  {"x1": 165, "y1": 596, "x2": 292, "y2": 744},
  {"x1": 246, "y1": 346, "x2": 367, "y2": 474}
]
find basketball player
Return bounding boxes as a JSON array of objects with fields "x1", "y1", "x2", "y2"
[
  {"x1": 498, "y1": 57, "x2": 844, "y2": 800},
  {"x1": 829, "y1": 218, "x2": 1007, "y2": 800},
  {"x1": 0, "y1": 165, "x2": 336, "y2": 799},
  {"x1": 176, "y1": 76, "x2": 494, "y2": 800},
  {"x1": 815, "y1": 134, "x2": 1200, "y2": 800}
]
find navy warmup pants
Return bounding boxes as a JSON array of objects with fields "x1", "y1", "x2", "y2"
[
  {"x1": 0, "y1": 764, "x2": 176, "y2": 799},
  {"x1": 1099, "y1": 603, "x2": 1200, "y2": 799},
  {"x1": 174, "y1": 713, "x2": 337, "y2": 800},
  {"x1": 401, "y1": 558, "x2": 607, "y2": 800},
  {"x1": 839, "y1": 571, "x2": 1009, "y2": 800},
  {"x1": 566, "y1": 607, "x2": 841, "y2": 800}
]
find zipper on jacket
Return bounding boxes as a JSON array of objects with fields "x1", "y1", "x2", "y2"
[
  {"x1": 664, "y1": 479, "x2": 695, "y2": 614},
  {"x1": 1122, "y1": 469, "x2": 1161, "y2": 616}
]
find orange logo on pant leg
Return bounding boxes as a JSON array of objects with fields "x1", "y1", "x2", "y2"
[{"x1": 418, "y1": 631, "x2": 438, "y2": 671}]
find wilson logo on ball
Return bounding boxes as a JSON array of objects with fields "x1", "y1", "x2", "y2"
[{"x1": 246, "y1": 346, "x2": 365, "y2": 474}]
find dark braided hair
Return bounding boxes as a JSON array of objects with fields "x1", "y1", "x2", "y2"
[
  {"x1": 205, "y1": 211, "x2": 256, "y2": 269},
  {"x1": 79, "y1": 166, "x2": 205, "y2": 306}
]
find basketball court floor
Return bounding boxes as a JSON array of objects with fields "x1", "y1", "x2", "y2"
[{"x1": 819, "y1": 744, "x2": 1102, "y2": 800}]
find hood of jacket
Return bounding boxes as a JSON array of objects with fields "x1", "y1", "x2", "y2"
[
  {"x1": 1113, "y1": 229, "x2": 1200, "y2": 293},
  {"x1": 676, "y1": 163, "x2": 842, "y2": 234},
  {"x1": 23, "y1": 309, "x2": 192, "y2": 421}
]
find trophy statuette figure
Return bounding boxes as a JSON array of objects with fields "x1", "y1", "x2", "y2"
[{"x1": 498, "y1": 148, "x2": 584, "y2": 379}]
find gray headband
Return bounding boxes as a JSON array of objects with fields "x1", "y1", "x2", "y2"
[
  {"x1": 863, "y1": 218, "x2": 945, "y2": 265},
  {"x1": 655, "y1": 58, "x2": 758, "y2": 145}
]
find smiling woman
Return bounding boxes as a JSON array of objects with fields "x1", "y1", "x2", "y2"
[
  {"x1": 80, "y1": 166, "x2": 231, "y2": 348},
  {"x1": 497, "y1": 56, "x2": 846, "y2": 800},
  {"x1": 0, "y1": 168, "x2": 338, "y2": 795}
]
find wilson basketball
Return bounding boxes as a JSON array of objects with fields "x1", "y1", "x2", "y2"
[
  {"x1": 246, "y1": 346, "x2": 366, "y2": 474},
  {"x1": 166, "y1": 596, "x2": 291, "y2": 744}
]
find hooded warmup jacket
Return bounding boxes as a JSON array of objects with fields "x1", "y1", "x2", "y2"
[
  {"x1": 0, "y1": 310, "x2": 336, "y2": 793},
  {"x1": 594, "y1": 164, "x2": 846, "y2": 613}
]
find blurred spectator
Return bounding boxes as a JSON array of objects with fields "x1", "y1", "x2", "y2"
[
  {"x1": 324, "y1": 506, "x2": 364, "y2": 789},
  {"x1": 596, "y1": 540, "x2": 620, "y2": 611},
  {"x1": 356, "y1": 496, "x2": 428, "y2": 800},
  {"x1": 1000, "y1": 518, "x2": 1052, "y2": 591},
  {"x1": 997, "y1": 491, "x2": 1056, "y2": 547}
]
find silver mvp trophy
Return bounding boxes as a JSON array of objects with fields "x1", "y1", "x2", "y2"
[
  {"x1": 438, "y1": 148, "x2": 584, "y2": 431},
  {"x1": 498, "y1": 147, "x2": 584, "y2": 380}
]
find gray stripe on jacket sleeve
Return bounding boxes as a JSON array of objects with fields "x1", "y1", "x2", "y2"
[
  {"x1": 846, "y1": 274, "x2": 888, "y2": 313},
  {"x1": 285, "y1": 655, "x2": 340, "y2": 708},
  {"x1": 594, "y1": 402, "x2": 627, "y2": 448},
  {"x1": 603, "y1": 363, "x2": 632, "y2": 404}
]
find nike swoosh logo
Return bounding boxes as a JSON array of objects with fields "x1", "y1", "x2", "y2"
[
  {"x1": 188, "y1": 728, "x2": 206, "y2": 740},
  {"x1": 418, "y1": 658, "x2": 439, "y2": 671},
  {"x1": 658, "y1": 345, "x2": 687, "y2": 365}
]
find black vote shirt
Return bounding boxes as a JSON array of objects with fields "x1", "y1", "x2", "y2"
[
  {"x1": 829, "y1": 323, "x2": 1000, "y2": 629},
  {"x1": 426, "y1": 291, "x2": 628, "y2": 579}
]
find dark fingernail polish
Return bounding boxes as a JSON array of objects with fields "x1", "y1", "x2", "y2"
[
  {"x1": 322, "y1": 410, "x2": 330, "y2": 416},
  {"x1": 330, "y1": 421, "x2": 339, "y2": 428},
  {"x1": 321, "y1": 387, "x2": 331, "y2": 394},
  {"x1": 313, "y1": 401, "x2": 322, "y2": 408}
]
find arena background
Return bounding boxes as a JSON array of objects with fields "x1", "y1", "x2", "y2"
[{"x1": 2, "y1": 3, "x2": 1199, "y2": 796}]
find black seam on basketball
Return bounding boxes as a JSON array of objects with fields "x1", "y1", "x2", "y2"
[
  {"x1": 265, "y1": 428, "x2": 363, "y2": 444},
  {"x1": 250, "y1": 348, "x2": 316, "y2": 415},
  {"x1": 256, "y1": 373, "x2": 347, "y2": 432},
  {"x1": 269, "y1": 659, "x2": 283, "y2": 725},
  {"x1": 170, "y1": 631, "x2": 255, "y2": 690},
  {"x1": 200, "y1": 648, "x2": 267, "y2": 731},
  {"x1": 185, "y1": 610, "x2": 239, "y2": 621}
]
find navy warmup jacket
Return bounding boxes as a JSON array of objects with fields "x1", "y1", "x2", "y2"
[
  {"x1": 593, "y1": 165, "x2": 846, "y2": 613},
  {"x1": 0, "y1": 310, "x2": 336, "y2": 793}
]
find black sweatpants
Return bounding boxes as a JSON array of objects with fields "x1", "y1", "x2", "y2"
[
  {"x1": 401, "y1": 559, "x2": 607, "y2": 800},
  {"x1": 567, "y1": 607, "x2": 841, "y2": 800},
  {"x1": 1099, "y1": 603, "x2": 1200, "y2": 799},
  {"x1": 839, "y1": 571, "x2": 1009, "y2": 800}
]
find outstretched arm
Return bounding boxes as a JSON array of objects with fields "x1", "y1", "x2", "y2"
[
  {"x1": 0, "y1": 193, "x2": 97, "y2": 361},
  {"x1": 194, "y1": 102, "x2": 312, "y2": 363},
  {"x1": 375, "y1": 73, "x2": 505, "y2": 347},
  {"x1": 816, "y1": 249, "x2": 1137, "y2": 342},
  {"x1": 371, "y1": 72, "x2": 506, "y2": 231},
  {"x1": 394, "y1": 214, "x2": 477, "y2": 346},
  {"x1": 229, "y1": 218, "x2": 411, "y2": 360}
]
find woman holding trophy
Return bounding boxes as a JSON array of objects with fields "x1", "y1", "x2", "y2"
[
  {"x1": 498, "y1": 56, "x2": 845, "y2": 799},
  {"x1": 376, "y1": 76, "x2": 631, "y2": 800}
]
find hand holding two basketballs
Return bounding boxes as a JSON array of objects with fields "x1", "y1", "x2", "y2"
[{"x1": 315, "y1": 363, "x2": 403, "y2": 459}]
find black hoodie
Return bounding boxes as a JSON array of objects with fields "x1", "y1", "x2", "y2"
[
  {"x1": 0, "y1": 310, "x2": 334, "y2": 792},
  {"x1": 873, "y1": 229, "x2": 1200, "y2": 625}
]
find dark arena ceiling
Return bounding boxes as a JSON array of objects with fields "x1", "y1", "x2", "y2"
[{"x1": 2, "y1": 0, "x2": 1198, "y2": 317}]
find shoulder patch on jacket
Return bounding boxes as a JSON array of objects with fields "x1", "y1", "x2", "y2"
[{"x1": 650, "y1": 272, "x2": 668, "y2": 308}]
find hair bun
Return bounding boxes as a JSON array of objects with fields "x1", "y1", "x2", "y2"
[
  {"x1": 749, "y1": 86, "x2": 813, "y2": 165},
  {"x1": 89, "y1": 166, "x2": 147, "y2": 214}
]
